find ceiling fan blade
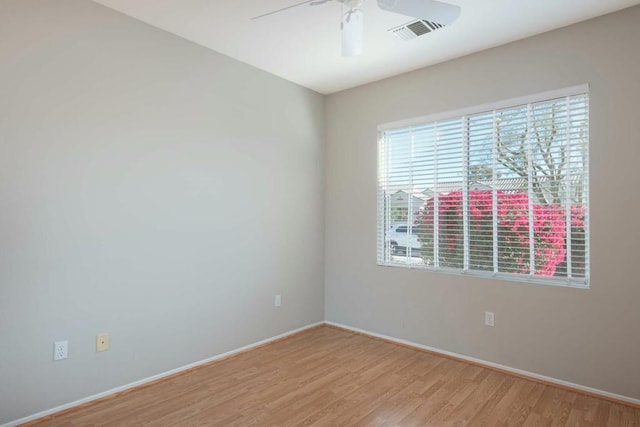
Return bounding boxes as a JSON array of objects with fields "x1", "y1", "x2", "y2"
[
  {"x1": 377, "y1": 0, "x2": 460, "y2": 25},
  {"x1": 342, "y1": 8, "x2": 363, "y2": 57},
  {"x1": 251, "y1": 0, "x2": 315, "y2": 20}
]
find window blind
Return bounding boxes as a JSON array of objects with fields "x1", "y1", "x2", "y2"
[{"x1": 377, "y1": 91, "x2": 589, "y2": 287}]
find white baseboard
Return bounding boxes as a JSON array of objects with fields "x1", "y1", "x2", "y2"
[
  {"x1": 3, "y1": 321, "x2": 324, "y2": 427},
  {"x1": 325, "y1": 321, "x2": 640, "y2": 408},
  {"x1": 6, "y1": 319, "x2": 638, "y2": 426}
]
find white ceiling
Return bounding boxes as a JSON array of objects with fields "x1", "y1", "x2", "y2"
[{"x1": 91, "y1": 0, "x2": 640, "y2": 94}]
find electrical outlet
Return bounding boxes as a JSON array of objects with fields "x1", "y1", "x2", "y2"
[
  {"x1": 97, "y1": 333, "x2": 109, "y2": 352},
  {"x1": 54, "y1": 340, "x2": 68, "y2": 361},
  {"x1": 485, "y1": 311, "x2": 495, "y2": 327},
  {"x1": 274, "y1": 295, "x2": 281, "y2": 307}
]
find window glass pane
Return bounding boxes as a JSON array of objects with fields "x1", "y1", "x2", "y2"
[
  {"x1": 493, "y1": 106, "x2": 530, "y2": 275},
  {"x1": 436, "y1": 118, "x2": 464, "y2": 269},
  {"x1": 467, "y1": 111, "x2": 495, "y2": 272}
]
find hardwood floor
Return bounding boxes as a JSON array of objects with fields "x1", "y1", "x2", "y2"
[{"x1": 32, "y1": 326, "x2": 640, "y2": 426}]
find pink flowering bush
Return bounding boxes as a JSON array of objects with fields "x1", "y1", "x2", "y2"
[{"x1": 415, "y1": 190, "x2": 585, "y2": 277}]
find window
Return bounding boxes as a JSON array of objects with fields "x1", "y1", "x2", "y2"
[{"x1": 377, "y1": 86, "x2": 589, "y2": 287}]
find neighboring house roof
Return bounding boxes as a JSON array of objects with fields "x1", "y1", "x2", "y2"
[
  {"x1": 422, "y1": 181, "x2": 492, "y2": 197},
  {"x1": 421, "y1": 175, "x2": 584, "y2": 204},
  {"x1": 386, "y1": 176, "x2": 584, "y2": 208}
]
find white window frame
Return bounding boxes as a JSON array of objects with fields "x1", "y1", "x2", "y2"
[{"x1": 377, "y1": 85, "x2": 590, "y2": 288}]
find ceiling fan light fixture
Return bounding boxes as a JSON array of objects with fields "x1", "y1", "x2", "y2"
[
  {"x1": 341, "y1": 7, "x2": 363, "y2": 56},
  {"x1": 252, "y1": 0, "x2": 461, "y2": 58}
]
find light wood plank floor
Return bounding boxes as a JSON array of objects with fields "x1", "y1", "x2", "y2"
[{"x1": 32, "y1": 326, "x2": 640, "y2": 426}]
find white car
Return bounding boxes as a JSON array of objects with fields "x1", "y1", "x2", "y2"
[{"x1": 387, "y1": 224, "x2": 422, "y2": 256}]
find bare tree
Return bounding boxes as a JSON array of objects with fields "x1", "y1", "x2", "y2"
[{"x1": 495, "y1": 104, "x2": 586, "y2": 205}]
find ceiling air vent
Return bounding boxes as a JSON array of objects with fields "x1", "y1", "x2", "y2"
[{"x1": 389, "y1": 19, "x2": 445, "y2": 41}]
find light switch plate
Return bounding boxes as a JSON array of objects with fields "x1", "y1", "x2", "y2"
[{"x1": 97, "y1": 333, "x2": 109, "y2": 352}]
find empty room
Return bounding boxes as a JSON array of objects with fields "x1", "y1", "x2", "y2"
[{"x1": 2, "y1": 0, "x2": 640, "y2": 425}]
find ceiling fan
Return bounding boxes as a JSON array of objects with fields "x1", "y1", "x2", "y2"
[{"x1": 251, "y1": 0, "x2": 461, "y2": 57}]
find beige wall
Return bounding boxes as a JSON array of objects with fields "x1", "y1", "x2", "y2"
[
  {"x1": 0, "y1": 0, "x2": 324, "y2": 423},
  {"x1": 2, "y1": 0, "x2": 639, "y2": 423},
  {"x1": 325, "y1": 6, "x2": 640, "y2": 400}
]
